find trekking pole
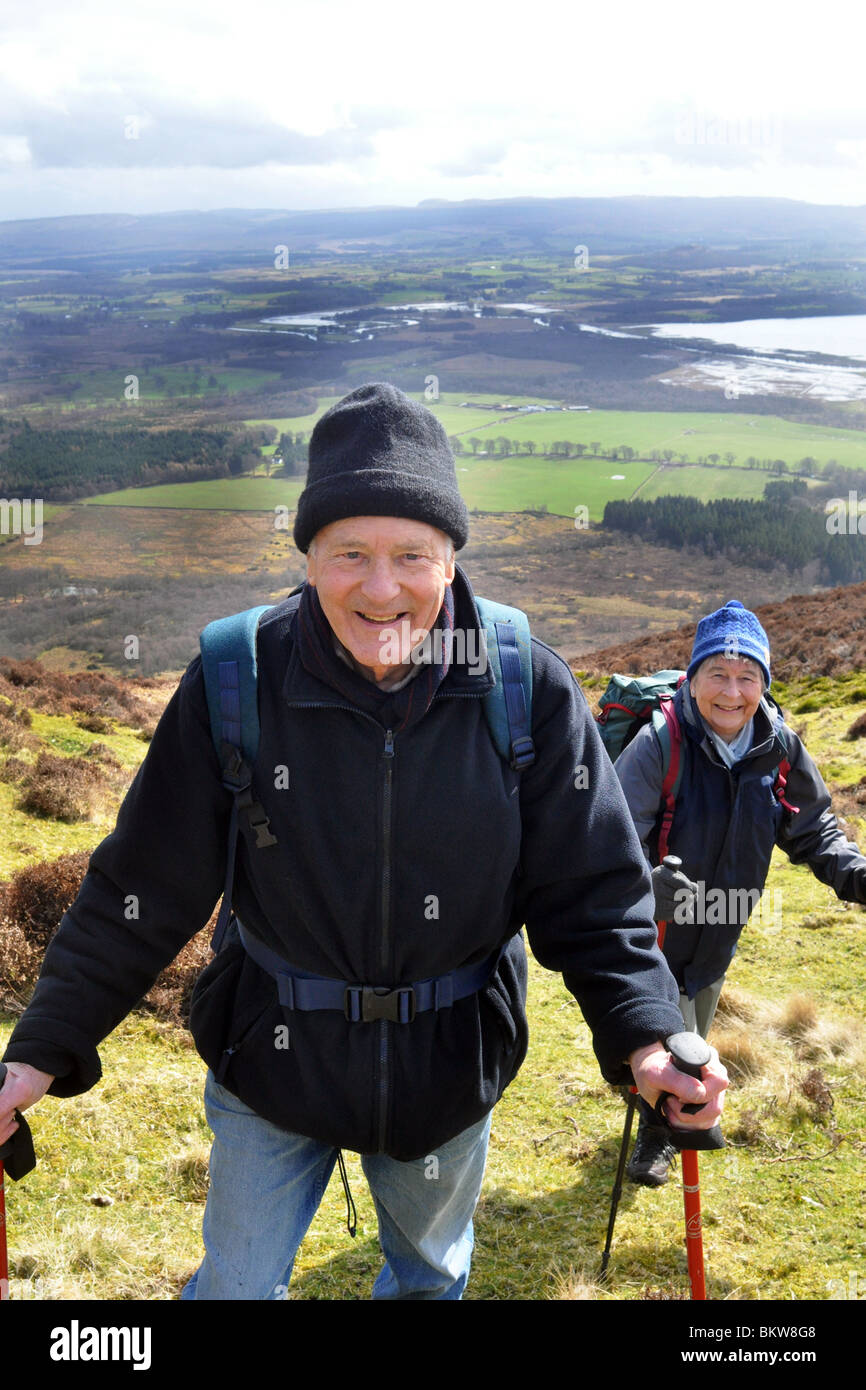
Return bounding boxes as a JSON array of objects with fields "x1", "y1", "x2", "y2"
[
  {"x1": 598, "y1": 1088, "x2": 636, "y2": 1281},
  {"x1": 656, "y1": 853, "x2": 715, "y2": 1299},
  {"x1": 0, "y1": 1062, "x2": 37, "y2": 1301},
  {"x1": 598, "y1": 855, "x2": 681, "y2": 1281},
  {"x1": 662, "y1": 1031, "x2": 714, "y2": 1301}
]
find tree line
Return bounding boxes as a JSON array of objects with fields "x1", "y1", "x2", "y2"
[
  {"x1": 602, "y1": 493, "x2": 866, "y2": 585},
  {"x1": 449, "y1": 435, "x2": 847, "y2": 473},
  {"x1": 0, "y1": 419, "x2": 268, "y2": 501}
]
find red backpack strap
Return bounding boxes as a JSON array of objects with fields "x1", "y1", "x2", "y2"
[
  {"x1": 653, "y1": 695, "x2": 683, "y2": 862},
  {"x1": 773, "y1": 758, "x2": 800, "y2": 814}
]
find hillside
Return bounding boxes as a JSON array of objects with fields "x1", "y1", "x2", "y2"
[
  {"x1": 0, "y1": 586, "x2": 864, "y2": 1301},
  {"x1": 577, "y1": 580, "x2": 866, "y2": 682}
]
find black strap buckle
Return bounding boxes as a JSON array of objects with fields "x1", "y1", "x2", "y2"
[
  {"x1": 345, "y1": 985, "x2": 416, "y2": 1023},
  {"x1": 509, "y1": 735, "x2": 535, "y2": 771}
]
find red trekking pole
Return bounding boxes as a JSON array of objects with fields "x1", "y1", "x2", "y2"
[
  {"x1": 0, "y1": 1061, "x2": 37, "y2": 1301},
  {"x1": 656, "y1": 857, "x2": 711, "y2": 1300},
  {"x1": 0, "y1": 1155, "x2": 8, "y2": 1300},
  {"x1": 662, "y1": 1032, "x2": 713, "y2": 1301},
  {"x1": 600, "y1": 858, "x2": 721, "y2": 1296}
]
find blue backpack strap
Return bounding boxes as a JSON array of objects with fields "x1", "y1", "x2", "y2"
[
  {"x1": 475, "y1": 597, "x2": 534, "y2": 771},
  {"x1": 200, "y1": 605, "x2": 276, "y2": 952},
  {"x1": 200, "y1": 605, "x2": 272, "y2": 765}
]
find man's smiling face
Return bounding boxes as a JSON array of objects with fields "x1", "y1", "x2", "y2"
[
  {"x1": 306, "y1": 515, "x2": 456, "y2": 685},
  {"x1": 690, "y1": 655, "x2": 764, "y2": 741}
]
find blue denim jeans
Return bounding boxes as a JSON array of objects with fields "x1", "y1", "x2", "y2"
[{"x1": 181, "y1": 1072, "x2": 492, "y2": 1300}]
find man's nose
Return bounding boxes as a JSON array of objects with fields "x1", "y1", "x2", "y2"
[{"x1": 360, "y1": 558, "x2": 402, "y2": 602}]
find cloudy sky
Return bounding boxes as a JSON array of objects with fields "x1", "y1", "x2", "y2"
[{"x1": 1, "y1": 0, "x2": 864, "y2": 222}]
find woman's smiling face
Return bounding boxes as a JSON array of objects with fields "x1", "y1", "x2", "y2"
[{"x1": 690, "y1": 655, "x2": 764, "y2": 741}]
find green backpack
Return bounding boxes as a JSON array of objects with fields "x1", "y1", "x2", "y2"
[{"x1": 596, "y1": 671, "x2": 686, "y2": 860}]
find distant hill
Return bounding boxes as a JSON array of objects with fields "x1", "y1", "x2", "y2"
[
  {"x1": 577, "y1": 580, "x2": 866, "y2": 681},
  {"x1": 2, "y1": 196, "x2": 865, "y2": 268}
]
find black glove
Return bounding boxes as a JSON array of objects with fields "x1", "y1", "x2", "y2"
[
  {"x1": 0, "y1": 1061, "x2": 37, "y2": 1181},
  {"x1": 651, "y1": 861, "x2": 698, "y2": 923},
  {"x1": 636, "y1": 1094, "x2": 725, "y2": 1152}
]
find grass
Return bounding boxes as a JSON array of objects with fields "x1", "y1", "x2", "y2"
[
  {"x1": 248, "y1": 398, "x2": 866, "y2": 473},
  {"x1": 2, "y1": 900, "x2": 863, "y2": 1300},
  {"x1": 73, "y1": 395, "x2": 866, "y2": 520},
  {"x1": 48, "y1": 366, "x2": 281, "y2": 404},
  {"x1": 637, "y1": 464, "x2": 784, "y2": 502},
  {"x1": 81, "y1": 477, "x2": 306, "y2": 512},
  {"x1": 1, "y1": 663, "x2": 864, "y2": 1300}
]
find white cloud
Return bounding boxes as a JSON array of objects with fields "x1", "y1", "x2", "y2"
[{"x1": 0, "y1": 0, "x2": 864, "y2": 217}]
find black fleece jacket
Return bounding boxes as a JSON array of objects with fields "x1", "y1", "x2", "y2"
[{"x1": 4, "y1": 566, "x2": 683, "y2": 1158}]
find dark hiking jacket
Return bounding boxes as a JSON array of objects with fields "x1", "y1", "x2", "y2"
[
  {"x1": 4, "y1": 567, "x2": 684, "y2": 1159},
  {"x1": 614, "y1": 681, "x2": 866, "y2": 998}
]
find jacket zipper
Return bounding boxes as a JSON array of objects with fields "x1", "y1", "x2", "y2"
[
  {"x1": 216, "y1": 1000, "x2": 274, "y2": 1083},
  {"x1": 285, "y1": 701, "x2": 396, "y2": 1154},
  {"x1": 378, "y1": 727, "x2": 395, "y2": 1153}
]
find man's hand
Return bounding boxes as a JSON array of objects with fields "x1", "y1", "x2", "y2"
[
  {"x1": 651, "y1": 862, "x2": 698, "y2": 923},
  {"x1": 628, "y1": 1040, "x2": 728, "y2": 1131},
  {"x1": 0, "y1": 1062, "x2": 54, "y2": 1147}
]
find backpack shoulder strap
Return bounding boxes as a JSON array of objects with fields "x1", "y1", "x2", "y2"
[
  {"x1": 651, "y1": 695, "x2": 683, "y2": 862},
  {"x1": 767, "y1": 715, "x2": 799, "y2": 814},
  {"x1": 200, "y1": 605, "x2": 276, "y2": 953},
  {"x1": 475, "y1": 597, "x2": 535, "y2": 771},
  {"x1": 200, "y1": 604, "x2": 273, "y2": 767}
]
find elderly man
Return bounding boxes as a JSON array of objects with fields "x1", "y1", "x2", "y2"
[
  {"x1": 615, "y1": 598, "x2": 866, "y2": 1187},
  {"x1": 1, "y1": 383, "x2": 725, "y2": 1300}
]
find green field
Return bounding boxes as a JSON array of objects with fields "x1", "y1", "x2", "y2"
[
  {"x1": 500, "y1": 408, "x2": 866, "y2": 470},
  {"x1": 75, "y1": 398, "x2": 866, "y2": 521},
  {"x1": 248, "y1": 392, "x2": 560, "y2": 444},
  {"x1": 54, "y1": 365, "x2": 280, "y2": 404},
  {"x1": 82, "y1": 477, "x2": 305, "y2": 511},
  {"x1": 636, "y1": 464, "x2": 785, "y2": 502},
  {"x1": 250, "y1": 397, "x2": 866, "y2": 471}
]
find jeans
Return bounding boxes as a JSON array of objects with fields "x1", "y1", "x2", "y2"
[
  {"x1": 678, "y1": 974, "x2": 726, "y2": 1039},
  {"x1": 181, "y1": 1071, "x2": 492, "y2": 1300}
]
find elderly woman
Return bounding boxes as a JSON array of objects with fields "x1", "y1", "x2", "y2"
[{"x1": 614, "y1": 599, "x2": 866, "y2": 1186}]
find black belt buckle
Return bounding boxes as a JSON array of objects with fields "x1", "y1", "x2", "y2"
[{"x1": 346, "y1": 985, "x2": 416, "y2": 1023}]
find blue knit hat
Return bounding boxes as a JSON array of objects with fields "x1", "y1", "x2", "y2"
[{"x1": 687, "y1": 599, "x2": 771, "y2": 688}]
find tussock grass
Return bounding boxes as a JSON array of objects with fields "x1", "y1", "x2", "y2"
[{"x1": 0, "y1": 664, "x2": 864, "y2": 1299}]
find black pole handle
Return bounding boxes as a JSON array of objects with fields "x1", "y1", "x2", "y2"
[
  {"x1": 0, "y1": 1061, "x2": 37, "y2": 1181},
  {"x1": 664, "y1": 1031, "x2": 712, "y2": 1116}
]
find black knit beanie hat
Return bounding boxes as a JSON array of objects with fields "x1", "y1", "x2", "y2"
[{"x1": 293, "y1": 382, "x2": 470, "y2": 553}]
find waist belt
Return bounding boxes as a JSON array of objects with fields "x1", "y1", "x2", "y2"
[{"x1": 236, "y1": 918, "x2": 508, "y2": 1024}]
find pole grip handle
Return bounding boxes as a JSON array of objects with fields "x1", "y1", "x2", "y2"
[
  {"x1": 665, "y1": 1031, "x2": 712, "y2": 1115},
  {"x1": 0, "y1": 1062, "x2": 37, "y2": 1181}
]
